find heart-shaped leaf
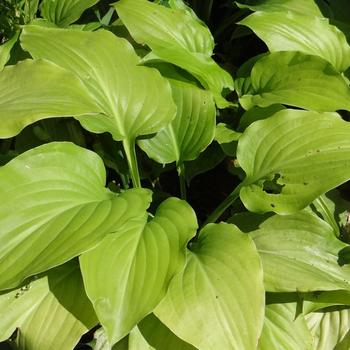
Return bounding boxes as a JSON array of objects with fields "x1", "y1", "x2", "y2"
[
  {"x1": 249, "y1": 211, "x2": 350, "y2": 292},
  {"x1": 155, "y1": 223, "x2": 264, "y2": 350},
  {"x1": 240, "y1": 11, "x2": 350, "y2": 72},
  {"x1": 20, "y1": 25, "x2": 176, "y2": 142},
  {"x1": 0, "y1": 59, "x2": 100, "y2": 138},
  {"x1": 238, "y1": 109, "x2": 350, "y2": 214},
  {"x1": 114, "y1": 0, "x2": 234, "y2": 108},
  {"x1": 0, "y1": 261, "x2": 97, "y2": 350},
  {"x1": 0, "y1": 142, "x2": 151, "y2": 290},
  {"x1": 235, "y1": 0, "x2": 323, "y2": 16},
  {"x1": 41, "y1": 0, "x2": 99, "y2": 27},
  {"x1": 80, "y1": 198, "x2": 198, "y2": 345},
  {"x1": 138, "y1": 79, "x2": 216, "y2": 165},
  {"x1": 239, "y1": 51, "x2": 350, "y2": 111},
  {"x1": 258, "y1": 303, "x2": 312, "y2": 350}
]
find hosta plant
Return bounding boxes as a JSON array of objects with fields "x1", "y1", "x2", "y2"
[{"x1": 2, "y1": 0, "x2": 350, "y2": 349}]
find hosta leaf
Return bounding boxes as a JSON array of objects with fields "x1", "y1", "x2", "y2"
[
  {"x1": 239, "y1": 51, "x2": 350, "y2": 111},
  {"x1": 129, "y1": 327, "x2": 154, "y2": 350},
  {"x1": 0, "y1": 142, "x2": 151, "y2": 290},
  {"x1": 0, "y1": 261, "x2": 97, "y2": 350},
  {"x1": 41, "y1": 0, "x2": 98, "y2": 27},
  {"x1": 240, "y1": 11, "x2": 350, "y2": 72},
  {"x1": 80, "y1": 198, "x2": 198, "y2": 345},
  {"x1": 155, "y1": 223, "x2": 264, "y2": 350},
  {"x1": 114, "y1": 0, "x2": 234, "y2": 108},
  {"x1": 138, "y1": 79, "x2": 216, "y2": 164},
  {"x1": 235, "y1": 0, "x2": 323, "y2": 16},
  {"x1": 136, "y1": 314, "x2": 196, "y2": 350},
  {"x1": 0, "y1": 31, "x2": 19, "y2": 70},
  {"x1": 306, "y1": 307, "x2": 350, "y2": 350},
  {"x1": 249, "y1": 211, "x2": 350, "y2": 292},
  {"x1": 238, "y1": 109, "x2": 350, "y2": 214},
  {"x1": 0, "y1": 59, "x2": 100, "y2": 138},
  {"x1": 20, "y1": 26, "x2": 176, "y2": 141},
  {"x1": 258, "y1": 303, "x2": 312, "y2": 350}
]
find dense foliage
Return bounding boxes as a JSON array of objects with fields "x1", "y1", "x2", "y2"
[{"x1": 1, "y1": 0, "x2": 350, "y2": 349}]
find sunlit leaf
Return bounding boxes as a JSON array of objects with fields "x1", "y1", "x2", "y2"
[
  {"x1": 138, "y1": 79, "x2": 216, "y2": 164},
  {"x1": 0, "y1": 261, "x2": 97, "y2": 350},
  {"x1": 239, "y1": 51, "x2": 350, "y2": 111},
  {"x1": 240, "y1": 11, "x2": 350, "y2": 72},
  {"x1": 114, "y1": 0, "x2": 234, "y2": 108},
  {"x1": 155, "y1": 223, "x2": 264, "y2": 350},
  {"x1": 0, "y1": 142, "x2": 151, "y2": 290},
  {"x1": 0, "y1": 31, "x2": 19, "y2": 70},
  {"x1": 238, "y1": 109, "x2": 350, "y2": 214},
  {"x1": 80, "y1": 198, "x2": 197, "y2": 345}
]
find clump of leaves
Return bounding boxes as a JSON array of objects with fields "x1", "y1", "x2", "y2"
[{"x1": 2, "y1": 0, "x2": 350, "y2": 349}]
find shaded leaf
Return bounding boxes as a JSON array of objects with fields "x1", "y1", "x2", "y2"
[
  {"x1": 0, "y1": 31, "x2": 19, "y2": 70},
  {"x1": 0, "y1": 142, "x2": 151, "y2": 290},
  {"x1": 80, "y1": 198, "x2": 197, "y2": 345},
  {"x1": 155, "y1": 223, "x2": 264, "y2": 350},
  {"x1": 239, "y1": 51, "x2": 350, "y2": 111},
  {"x1": 0, "y1": 261, "x2": 97, "y2": 350},
  {"x1": 238, "y1": 109, "x2": 350, "y2": 214}
]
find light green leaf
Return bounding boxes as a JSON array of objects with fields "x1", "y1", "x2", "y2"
[
  {"x1": 306, "y1": 307, "x2": 350, "y2": 350},
  {"x1": 155, "y1": 223, "x2": 265, "y2": 350},
  {"x1": 250, "y1": 211, "x2": 350, "y2": 292},
  {"x1": 0, "y1": 59, "x2": 100, "y2": 138},
  {"x1": 129, "y1": 327, "x2": 154, "y2": 350},
  {"x1": 20, "y1": 26, "x2": 176, "y2": 141},
  {"x1": 238, "y1": 109, "x2": 350, "y2": 214},
  {"x1": 235, "y1": 0, "x2": 323, "y2": 16},
  {"x1": 80, "y1": 198, "x2": 198, "y2": 345},
  {"x1": 0, "y1": 31, "x2": 19, "y2": 70},
  {"x1": 239, "y1": 51, "x2": 350, "y2": 111},
  {"x1": 41, "y1": 0, "x2": 99, "y2": 27},
  {"x1": 240, "y1": 11, "x2": 350, "y2": 72},
  {"x1": 0, "y1": 261, "x2": 97, "y2": 350},
  {"x1": 258, "y1": 303, "x2": 312, "y2": 350},
  {"x1": 136, "y1": 314, "x2": 197, "y2": 350},
  {"x1": 138, "y1": 79, "x2": 216, "y2": 164},
  {"x1": 0, "y1": 142, "x2": 151, "y2": 290},
  {"x1": 114, "y1": 0, "x2": 234, "y2": 108},
  {"x1": 215, "y1": 123, "x2": 241, "y2": 144}
]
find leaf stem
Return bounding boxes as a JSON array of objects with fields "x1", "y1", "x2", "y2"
[
  {"x1": 203, "y1": 184, "x2": 242, "y2": 226},
  {"x1": 177, "y1": 162, "x2": 187, "y2": 200},
  {"x1": 122, "y1": 138, "x2": 141, "y2": 188}
]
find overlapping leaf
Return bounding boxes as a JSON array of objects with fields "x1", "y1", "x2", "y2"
[
  {"x1": 258, "y1": 303, "x2": 312, "y2": 350},
  {"x1": 20, "y1": 26, "x2": 176, "y2": 141},
  {"x1": 155, "y1": 223, "x2": 264, "y2": 350},
  {"x1": 0, "y1": 142, "x2": 151, "y2": 290},
  {"x1": 239, "y1": 51, "x2": 350, "y2": 111},
  {"x1": 0, "y1": 261, "x2": 97, "y2": 350},
  {"x1": 240, "y1": 11, "x2": 350, "y2": 72},
  {"x1": 80, "y1": 198, "x2": 198, "y2": 345},
  {"x1": 0, "y1": 31, "x2": 19, "y2": 70},
  {"x1": 238, "y1": 109, "x2": 350, "y2": 214},
  {"x1": 0, "y1": 59, "x2": 100, "y2": 138},
  {"x1": 250, "y1": 211, "x2": 350, "y2": 292},
  {"x1": 41, "y1": 0, "x2": 98, "y2": 26},
  {"x1": 138, "y1": 79, "x2": 216, "y2": 164},
  {"x1": 114, "y1": 0, "x2": 234, "y2": 108}
]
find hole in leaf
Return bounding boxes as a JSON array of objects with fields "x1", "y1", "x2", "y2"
[{"x1": 263, "y1": 173, "x2": 285, "y2": 194}]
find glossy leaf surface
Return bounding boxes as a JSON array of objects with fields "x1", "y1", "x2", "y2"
[
  {"x1": 0, "y1": 142, "x2": 151, "y2": 290},
  {"x1": 41, "y1": 0, "x2": 99, "y2": 26},
  {"x1": 240, "y1": 11, "x2": 350, "y2": 72},
  {"x1": 0, "y1": 59, "x2": 100, "y2": 138},
  {"x1": 238, "y1": 109, "x2": 350, "y2": 214},
  {"x1": 155, "y1": 223, "x2": 264, "y2": 350},
  {"x1": 20, "y1": 26, "x2": 176, "y2": 141},
  {"x1": 0, "y1": 262, "x2": 97, "y2": 350},
  {"x1": 239, "y1": 51, "x2": 350, "y2": 111},
  {"x1": 250, "y1": 211, "x2": 350, "y2": 292},
  {"x1": 114, "y1": 0, "x2": 234, "y2": 107},
  {"x1": 138, "y1": 79, "x2": 216, "y2": 164},
  {"x1": 80, "y1": 198, "x2": 197, "y2": 345}
]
